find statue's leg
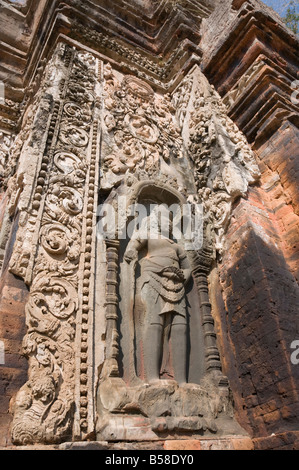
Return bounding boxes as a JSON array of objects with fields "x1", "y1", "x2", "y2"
[
  {"x1": 143, "y1": 322, "x2": 163, "y2": 383},
  {"x1": 171, "y1": 322, "x2": 187, "y2": 385}
]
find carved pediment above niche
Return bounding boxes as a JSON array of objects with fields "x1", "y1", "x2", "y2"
[
  {"x1": 101, "y1": 65, "x2": 191, "y2": 193},
  {"x1": 101, "y1": 62, "x2": 260, "y2": 256}
]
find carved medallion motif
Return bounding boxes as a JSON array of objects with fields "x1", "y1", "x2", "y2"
[
  {"x1": 11, "y1": 45, "x2": 98, "y2": 445},
  {"x1": 101, "y1": 67, "x2": 183, "y2": 185}
]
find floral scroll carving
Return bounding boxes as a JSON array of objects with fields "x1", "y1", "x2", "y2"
[
  {"x1": 101, "y1": 64, "x2": 184, "y2": 189},
  {"x1": 11, "y1": 45, "x2": 98, "y2": 445},
  {"x1": 174, "y1": 67, "x2": 261, "y2": 255}
]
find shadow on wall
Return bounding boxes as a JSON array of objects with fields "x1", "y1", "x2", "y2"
[
  {"x1": 218, "y1": 226, "x2": 299, "y2": 437},
  {"x1": 0, "y1": 214, "x2": 29, "y2": 447}
]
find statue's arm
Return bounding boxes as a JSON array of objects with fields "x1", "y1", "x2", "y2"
[
  {"x1": 178, "y1": 247, "x2": 192, "y2": 284},
  {"x1": 124, "y1": 237, "x2": 147, "y2": 263}
]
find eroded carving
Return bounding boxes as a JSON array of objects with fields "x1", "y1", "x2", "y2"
[
  {"x1": 101, "y1": 66, "x2": 185, "y2": 189},
  {"x1": 12, "y1": 274, "x2": 77, "y2": 445},
  {"x1": 96, "y1": 63, "x2": 259, "y2": 441},
  {"x1": 0, "y1": 131, "x2": 15, "y2": 189},
  {"x1": 223, "y1": 57, "x2": 266, "y2": 108},
  {"x1": 96, "y1": 179, "x2": 241, "y2": 440},
  {"x1": 10, "y1": 53, "x2": 259, "y2": 445},
  {"x1": 124, "y1": 205, "x2": 192, "y2": 385},
  {"x1": 11, "y1": 45, "x2": 98, "y2": 445},
  {"x1": 178, "y1": 67, "x2": 261, "y2": 255}
]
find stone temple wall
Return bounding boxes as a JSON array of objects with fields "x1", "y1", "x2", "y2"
[{"x1": 0, "y1": 0, "x2": 298, "y2": 450}]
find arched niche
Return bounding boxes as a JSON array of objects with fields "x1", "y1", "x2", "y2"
[
  {"x1": 96, "y1": 181, "x2": 244, "y2": 441},
  {"x1": 117, "y1": 181, "x2": 206, "y2": 386}
]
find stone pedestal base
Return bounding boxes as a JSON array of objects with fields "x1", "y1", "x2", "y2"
[
  {"x1": 60, "y1": 437, "x2": 254, "y2": 450},
  {"x1": 4, "y1": 431, "x2": 299, "y2": 450},
  {"x1": 96, "y1": 378, "x2": 247, "y2": 442},
  {"x1": 96, "y1": 415, "x2": 247, "y2": 442}
]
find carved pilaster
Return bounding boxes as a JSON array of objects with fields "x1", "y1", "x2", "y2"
[
  {"x1": 189, "y1": 248, "x2": 222, "y2": 373},
  {"x1": 103, "y1": 240, "x2": 121, "y2": 379},
  {"x1": 10, "y1": 45, "x2": 99, "y2": 445},
  {"x1": 74, "y1": 100, "x2": 102, "y2": 440}
]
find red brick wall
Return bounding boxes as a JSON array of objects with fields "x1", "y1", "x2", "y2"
[
  {"x1": 211, "y1": 121, "x2": 299, "y2": 438},
  {"x1": 0, "y1": 216, "x2": 29, "y2": 447},
  {"x1": 256, "y1": 120, "x2": 299, "y2": 281}
]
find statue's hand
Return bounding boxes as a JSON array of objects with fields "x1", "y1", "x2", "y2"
[
  {"x1": 176, "y1": 269, "x2": 186, "y2": 283},
  {"x1": 163, "y1": 268, "x2": 185, "y2": 282},
  {"x1": 124, "y1": 249, "x2": 137, "y2": 263}
]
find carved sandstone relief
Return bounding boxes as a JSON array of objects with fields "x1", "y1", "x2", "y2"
[
  {"x1": 95, "y1": 64, "x2": 256, "y2": 440},
  {"x1": 8, "y1": 51, "x2": 260, "y2": 444},
  {"x1": 100, "y1": 64, "x2": 193, "y2": 194},
  {"x1": 10, "y1": 45, "x2": 99, "y2": 445},
  {"x1": 96, "y1": 181, "x2": 242, "y2": 440},
  {"x1": 0, "y1": 131, "x2": 15, "y2": 189},
  {"x1": 173, "y1": 66, "x2": 261, "y2": 255},
  {"x1": 101, "y1": 63, "x2": 260, "y2": 257}
]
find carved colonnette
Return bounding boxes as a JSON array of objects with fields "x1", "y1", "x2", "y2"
[{"x1": 103, "y1": 240, "x2": 121, "y2": 380}]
